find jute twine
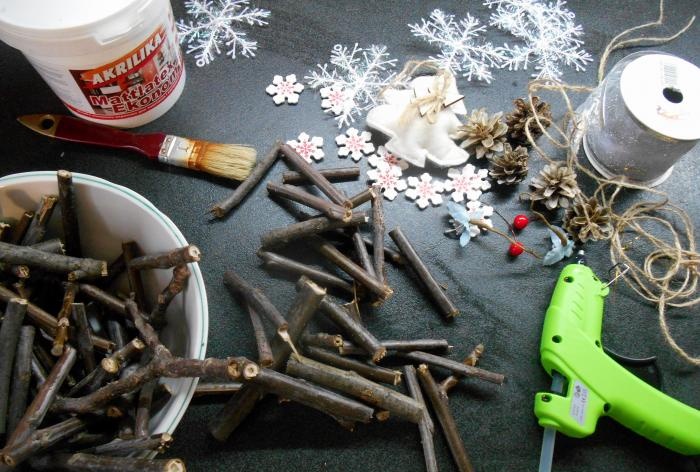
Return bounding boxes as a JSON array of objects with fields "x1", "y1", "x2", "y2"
[{"x1": 524, "y1": 1, "x2": 699, "y2": 365}]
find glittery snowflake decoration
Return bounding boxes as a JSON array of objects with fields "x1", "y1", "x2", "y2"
[
  {"x1": 406, "y1": 173, "x2": 444, "y2": 209},
  {"x1": 286, "y1": 133, "x2": 324, "y2": 163},
  {"x1": 266, "y1": 74, "x2": 304, "y2": 104},
  {"x1": 484, "y1": 0, "x2": 592, "y2": 80},
  {"x1": 408, "y1": 9, "x2": 505, "y2": 83},
  {"x1": 367, "y1": 162, "x2": 408, "y2": 201},
  {"x1": 446, "y1": 201, "x2": 493, "y2": 246},
  {"x1": 444, "y1": 164, "x2": 491, "y2": 202},
  {"x1": 306, "y1": 43, "x2": 398, "y2": 127},
  {"x1": 336, "y1": 128, "x2": 375, "y2": 161},
  {"x1": 177, "y1": 0, "x2": 270, "y2": 67},
  {"x1": 367, "y1": 146, "x2": 408, "y2": 170}
]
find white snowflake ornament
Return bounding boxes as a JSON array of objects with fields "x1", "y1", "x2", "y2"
[
  {"x1": 406, "y1": 173, "x2": 444, "y2": 209},
  {"x1": 366, "y1": 162, "x2": 408, "y2": 201},
  {"x1": 320, "y1": 85, "x2": 352, "y2": 116},
  {"x1": 444, "y1": 164, "x2": 491, "y2": 202},
  {"x1": 466, "y1": 200, "x2": 494, "y2": 236},
  {"x1": 336, "y1": 128, "x2": 375, "y2": 161},
  {"x1": 286, "y1": 133, "x2": 324, "y2": 163},
  {"x1": 367, "y1": 146, "x2": 408, "y2": 171},
  {"x1": 266, "y1": 74, "x2": 304, "y2": 105}
]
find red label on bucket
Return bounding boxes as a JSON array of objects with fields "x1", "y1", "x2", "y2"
[{"x1": 67, "y1": 25, "x2": 184, "y2": 120}]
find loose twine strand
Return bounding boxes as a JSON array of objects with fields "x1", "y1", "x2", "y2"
[{"x1": 525, "y1": 0, "x2": 699, "y2": 365}]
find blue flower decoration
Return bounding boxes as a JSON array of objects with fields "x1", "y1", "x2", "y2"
[
  {"x1": 542, "y1": 226, "x2": 574, "y2": 265},
  {"x1": 447, "y1": 201, "x2": 475, "y2": 247}
]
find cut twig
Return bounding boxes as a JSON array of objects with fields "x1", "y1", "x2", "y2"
[
  {"x1": 282, "y1": 166, "x2": 360, "y2": 185},
  {"x1": 102, "y1": 252, "x2": 126, "y2": 288},
  {"x1": 30, "y1": 238, "x2": 65, "y2": 255},
  {"x1": 404, "y1": 365, "x2": 438, "y2": 472},
  {"x1": 304, "y1": 346, "x2": 400, "y2": 385},
  {"x1": 71, "y1": 303, "x2": 96, "y2": 372},
  {"x1": 440, "y1": 344, "x2": 484, "y2": 394},
  {"x1": 7, "y1": 325, "x2": 35, "y2": 437},
  {"x1": 350, "y1": 230, "x2": 376, "y2": 278},
  {"x1": 52, "y1": 283, "x2": 79, "y2": 356},
  {"x1": 301, "y1": 332, "x2": 344, "y2": 351},
  {"x1": 223, "y1": 269, "x2": 288, "y2": 333},
  {"x1": 128, "y1": 246, "x2": 201, "y2": 271},
  {"x1": 211, "y1": 140, "x2": 282, "y2": 218},
  {"x1": 0, "y1": 223, "x2": 9, "y2": 242},
  {"x1": 267, "y1": 182, "x2": 351, "y2": 222},
  {"x1": 260, "y1": 212, "x2": 368, "y2": 248},
  {"x1": 135, "y1": 380, "x2": 157, "y2": 437},
  {"x1": 82, "y1": 432, "x2": 173, "y2": 456},
  {"x1": 279, "y1": 143, "x2": 350, "y2": 208},
  {"x1": 396, "y1": 351, "x2": 504, "y2": 385},
  {"x1": 28, "y1": 453, "x2": 186, "y2": 472},
  {"x1": 1, "y1": 417, "x2": 87, "y2": 467},
  {"x1": 371, "y1": 186, "x2": 386, "y2": 284},
  {"x1": 348, "y1": 188, "x2": 374, "y2": 209},
  {"x1": 9, "y1": 212, "x2": 34, "y2": 245},
  {"x1": 287, "y1": 355, "x2": 424, "y2": 422},
  {"x1": 107, "y1": 319, "x2": 127, "y2": 350},
  {"x1": 57, "y1": 170, "x2": 82, "y2": 257},
  {"x1": 150, "y1": 264, "x2": 190, "y2": 327},
  {"x1": 389, "y1": 227, "x2": 459, "y2": 318},
  {"x1": 247, "y1": 305, "x2": 274, "y2": 367},
  {"x1": 78, "y1": 283, "x2": 151, "y2": 325},
  {"x1": 417, "y1": 364, "x2": 474, "y2": 472},
  {"x1": 258, "y1": 250, "x2": 354, "y2": 295},
  {"x1": 20, "y1": 195, "x2": 58, "y2": 246},
  {"x1": 0, "y1": 242, "x2": 107, "y2": 279},
  {"x1": 308, "y1": 236, "x2": 392, "y2": 300},
  {"x1": 121, "y1": 242, "x2": 147, "y2": 312},
  {"x1": 0, "y1": 298, "x2": 28, "y2": 435},
  {"x1": 194, "y1": 382, "x2": 242, "y2": 397},
  {"x1": 339, "y1": 339, "x2": 452, "y2": 356},
  {"x1": 360, "y1": 235, "x2": 403, "y2": 265}
]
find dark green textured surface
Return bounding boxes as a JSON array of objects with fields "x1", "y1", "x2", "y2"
[{"x1": 0, "y1": 1, "x2": 698, "y2": 471}]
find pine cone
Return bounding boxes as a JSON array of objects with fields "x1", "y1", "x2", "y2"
[
  {"x1": 525, "y1": 162, "x2": 578, "y2": 210},
  {"x1": 505, "y1": 96, "x2": 552, "y2": 147},
  {"x1": 564, "y1": 197, "x2": 613, "y2": 243},
  {"x1": 452, "y1": 108, "x2": 508, "y2": 159},
  {"x1": 489, "y1": 144, "x2": 529, "y2": 185}
]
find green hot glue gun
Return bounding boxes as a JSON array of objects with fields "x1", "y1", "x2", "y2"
[{"x1": 534, "y1": 252, "x2": 700, "y2": 472}]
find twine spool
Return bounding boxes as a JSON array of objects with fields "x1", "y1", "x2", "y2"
[{"x1": 579, "y1": 52, "x2": 700, "y2": 186}]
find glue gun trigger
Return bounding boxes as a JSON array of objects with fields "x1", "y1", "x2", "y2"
[{"x1": 603, "y1": 346, "x2": 664, "y2": 390}]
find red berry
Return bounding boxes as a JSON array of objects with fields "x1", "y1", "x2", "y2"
[
  {"x1": 508, "y1": 242, "x2": 524, "y2": 257},
  {"x1": 513, "y1": 214, "x2": 529, "y2": 231}
]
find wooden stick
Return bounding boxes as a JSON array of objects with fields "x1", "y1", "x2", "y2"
[
  {"x1": 304, "y1": 346, "x2": 401, "y2": 385},
  {"x1": 309, "y1": 236, "x2": 392, "y2": 300},
  {"x1": 28, "y1": 453, "x2": 186, "y2": 472},
  {"x1": 9, "y1": 212, "x2": 34, "y2": 245},
  {"x1": 30, "y1": 238, "x2": 65, "y2": 254},
  {"x1": 107, "y1": 318, "x2": 127, "y2": 350},
  {"x1": 315, "y1": 295, "x2": 386, "y2": 362},
  {"x1": 0, "y1": 223, "x2": 9, "y2": 242},
  {"x1": 83, "y1": 433, "x2": 173, "y2": 456},
  {"x1": 396, "y1": 351, "x2": 504, "y2": 385},
  {"x1": 267, "y1": 182, "x2": 351, "y2": 222},
  {"x1": 102, "y1": 252, "x2": 126, "y2": 288},
  {"x1": 301, "y1": 332, "x2": 344, "y2": 351},
  {"x1": 389, "y1": 227, "x2": 459, "y2": 318},
  {"x1": 245, "y1": 366, "x2": 374, "y2": 425},
  {"x1": 20, "y1": 195, "x2": 58, "y2": 246},
  {"x1": 0, "y1": 299, "x2": 28, "y2": 435},
  {"x1": 71, "y1": 303, "x2": 96, "y2": 372},
  {"x1": 135, "y1": 380, "x2": 157, "y2": 437},
  {"x1": 287, "y1": 355, "x2": 423, "y2": 422},
  {"x1": 78, "y1": 283, "x2": 152, "y2": 325},
  {"x1": 5, "y1": 347, "x2": 77, "y2": 448},
  {"x1": 403, "y1": 365, "x2": 438, "y2": 472},
  {"x1": 1, "y1": 417, "x2": 87, "y2": 467},
  {"x1": 348, "y1": 188, "x2": 374, "y2": 209},
  {"x1": 0, "y1": 242, "x2": 107, "y2": 279},
  {"x1": 7, "y1": 325, "x2": 35, "y2": 436},
  {"x1": 361, "y1": 235, "x2": 403, "y2": 265},
  {"x1": 194, "y1": 382, "x2": 242, "y2": 397},
  {"x1": 57, "y1": 170, "x2": 82, "y2": 257},
  {"x1": 150, "y1": 264, "x2": 190, "y2": 327},
  {"x1": 247, "y1": 305, "x2": 274, "y2": 367},
  {"x1": 52, "y1": 283, "x2": 78, "y2": 356},
  {"x1": 211, "y1": 140, "x2": 282, "y2": 218},
  {"x1": 350, "y1": 230, "x2": 376, "y2": 278},
  {"x1": 128, "y1": 246, "x2": 200, "y2": 271},
  {"x1": 260, "y1": 212, "x2": 368, "y2": 248},
  {"x1": 371, "y1": 186, "x2": 386, "y2": 283},
  {"x1": 417, "y1": 364, "x2": 474, "y2": 472},
  {"x1": 282, "y1": 167, "x2": 360, "y2": 185},
  {"x1": 339, "y1": 339, "x2": 452, "y2": 356},
  {"x1": 209, "y1": 278, "x2": 326, "y2": 441},
  {"x1": 440, "y1": 344, "x2": 484, "y2": 394},
  {"x1": 258, "y1": 250, "x2": 354, "y2": 295},
  {"x1": 279, "y1": 143, "x2": 350, "y2": 208},
  {"x1": 121, "y1": 241, "x2": 148, "y2": 312},
  {"x1": 223, "y1": 269, "x2": 288, "y2": 332}
]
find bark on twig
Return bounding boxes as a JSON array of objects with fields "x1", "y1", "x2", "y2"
[
  {"x1": 282, "y1": 166, "x2": 360, "y2": 185},
  {"x1": 371, "y1": 187, "x2": 386, "y2": 284},
  {"x1": 267, "y1": 182, "x2": 351, "y2": 221},
  {"x1": 28, "y1": 453, "x2": 186, "y2": 472},
  {"x1": 439, "y1": 344, "x2": 484, "y2": 394},
  {"x1": 396, "y1": 351, "x2": 503, "y2": 385},
  {"x1": 57, "y1": 170, "x2": 82, "y2": 257},
  {"x1": 304, "y1": 346, "x2": 401, "y2": 385},
  {"x1": 0, "y1": 299, "x2": 28, "y2": 435},
  {"x1": 404, "y1": 365, "x2": 438, "y2": 472},
  {"x1": 9, "y1": 212, "x2": 34, "y2": 245},
  {"x1": 258, "y1": 250, "x2": 354, "y2": 295},
  {"x1": 82, "y1": 433, "x2": 173, "y2": 456},
  {"x1": 350, "y1": 230, "x2": 376, "y2": 278},
  {"x1": 52, "y1": 283, "x2": 78, "y2": 356},
  {"x1": 348, "y1": 188, "x2": 374, "y2": 209},
  {"x1": 339, "y1": 339, "x2": 452, "y2": 356},
  {"x1": 71, "y1": 303, "x2": 96, "y2": 372},
  {"x1": 0, "y1": 242, "x2": 106, "y2": 279},
  {"x1": 121, "y1": 242, "x2": 147, "y2": 312},
  {"x1": 150, "y1": 264, "x2": 190, "y2": 327},
  {"x1": 1, "y1": 417, "x2": 87, "y2": 467},
  {"x1": 127, "y1": 246, "x2": 200, "y2": 271},
  {"x1": 247, "y1": 305, "x2": 274, "y2": 367},
  {"x1": 260, "y1": 212, "x2": 368, "y2": 248},
  {"x1": 21, "y1": 195, "x2": 58, "y2": 246},
  {"x1": 223, "y1": 269, "x2": 288, "y2": 332},
  {"x1": 194, "y1": 382, "x2": 242, "y2": 397},
  {"x1": 135, "y1": 380, "x2": 157, "y2": 437},
  {"x1": 301, "y1": 332, "x2": 344, "y2": 351},
  {"x1": 7, "y1": 326, "x2": 35, "y2": 437}
]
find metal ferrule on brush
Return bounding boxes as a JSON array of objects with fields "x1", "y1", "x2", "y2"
[{"x1": 158, "y1": 135, "x2": 201, "y2": 170}]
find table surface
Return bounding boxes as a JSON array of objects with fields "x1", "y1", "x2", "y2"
[{"x1": 1, "y1": 1, "x2": 698, "y2": 471}]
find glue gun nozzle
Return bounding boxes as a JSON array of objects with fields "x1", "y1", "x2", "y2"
[{"x1": 575, "y1": 250, "x2": 586, "y2": 265}]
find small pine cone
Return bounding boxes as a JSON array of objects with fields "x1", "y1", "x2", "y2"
[
  {"x1": 506, "y1": 96, "x2": 552, "y2": 147},
  {"x1": 452, "y1": 108, "x2": 508, "y2": 159},
  {"x1": 525, "y1": 162, "x2": 578, "y2": 210},
  {"x1": 564, "y1": 197, "x2": 613, "y2": 243},
  {"x1": 489, "y1": 144, "x2": 529, "y2": 185}
]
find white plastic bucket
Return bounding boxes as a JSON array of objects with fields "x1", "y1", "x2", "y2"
[{"x1": 0, "y1": 0, "x2": 186, "y2": 128}]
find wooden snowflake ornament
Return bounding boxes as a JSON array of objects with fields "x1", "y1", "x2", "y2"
[{"x1": 266, "y1": 74, "x2": 304, "y2": 104}]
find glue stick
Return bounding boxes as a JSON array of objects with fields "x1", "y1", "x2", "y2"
[{"x1": 0, "y1": 0, "x2": 186, "y2": 128}]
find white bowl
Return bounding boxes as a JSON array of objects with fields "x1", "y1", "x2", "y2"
[{"x1": 0, "y1": 171, "x2": 208, "y2": 436}]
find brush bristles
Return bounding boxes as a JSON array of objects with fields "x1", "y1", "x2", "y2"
[{"x1": 196, "y1": 142, "x2": 257, "y2": 181}]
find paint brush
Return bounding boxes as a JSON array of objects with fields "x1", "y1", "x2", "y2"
[{"x1": 17, "y1": 114, "x2": 256, "y2": 181}]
